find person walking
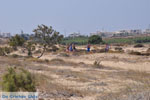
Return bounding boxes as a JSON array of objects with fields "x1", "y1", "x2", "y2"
[
  {"x1": 87, "y1": 43, "x2": 91, "y2": 52},
  {"x1": 72, "y1": 43, "x2": 76, "y2": 52},
  {"x1": 69, "y1": 43, "x2": 73, "y2": 52},
  {"x1": 105, "y1": 44, "x2": 109, "y2": 52}
]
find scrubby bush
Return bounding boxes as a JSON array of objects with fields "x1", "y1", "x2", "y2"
[
  {"x1": 50, "y1": 58, "x2": 64, "y2": 62},
  {"x1": 11, "y1": 54, "x2": 19, "y2": 58},
  {"x1": 0, "y1": 47, "x2": 6, "y2": 56},
  {"x1": 115, "y1": 47, "x2": 123, "y2": 51},
  {"x1": 1, "y1": 67, "x2": 36, "y2": 92},
  {"x1": 129, "y1": 51, "x2": 141, "y2": 55},
  {"x1": 51, "y1": 45, "x2": 59, "y2": 52},
  {"x1": 3, "y1": 47, "x2": 13, "y2": 54},
  {"x1": 59, "y1": 53, "x2": 70, "y2": 57},
  {"x1": 46, "y1": 45, "x2": 59, "y2": 52},
  {"x1": 93, "y1": 61, "x2": 103, "y2": 69},
  {"x1": 88, "y1": 35, "x2": 103, "y2": 44},
  {"x1": 44, "y1": 59, "x2": 49, "y2": 63},
  {"x1": 0, "y1": 47, "x2": 13, "y2": 56},
  {"x1": 134, "y1": 44, "x2": 144, "y2": 48},
  {"x1": 147, "y1": 48, "x2": 150, "y2": 53},
  {"x1": 98, "y1": 48, "x2": 106, "y2": 53}
]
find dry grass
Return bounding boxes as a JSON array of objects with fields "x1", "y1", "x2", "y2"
[
  {"x1": 96, "y1": 70, "x2": 150, "y2": 100},
  {"x1": 0, "y1": 44, "x2": 150, "y2": 99}
]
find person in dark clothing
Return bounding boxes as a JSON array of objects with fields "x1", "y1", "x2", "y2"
[
  {"x1": 72, "y1": 43, "x2": 76, "y2": 52},
  {"x1": 69, "y1": 44, "x2": 73, "y2": 52}
]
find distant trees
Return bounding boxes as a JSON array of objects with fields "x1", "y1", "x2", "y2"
[
  {"x1": 88, "y1": 35, "x2": 103, "y2": 44},
  {"x1": 134, "y1": 38, "x2": 150, "y2": 43},
  {"x1": 61, "y1": 36, "x2": 88, "y2": 45},
  {"x1": 20, "y1": 34, "x2": 30, "y2": 40},
  {"x1": 33, "y1": 24, "x2": 63, "y2": 58}
]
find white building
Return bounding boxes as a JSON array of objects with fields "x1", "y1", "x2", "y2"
[
  {"x1": 0, "y1": 32, "x2": 11, "y2": 38},
  {"x1": 69, "y1": 32, "x2": 82, "y2": 38},
  {"x1": 114, "y1": 29, "x2": 142, "y2": 37},
  {"x1": 144, "y1": 29, "x2": 150, "y2": 34}
]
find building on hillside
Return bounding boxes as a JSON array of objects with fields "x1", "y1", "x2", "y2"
[
  {"x1": 90, "y1": 31, "x2": 115, "y2": 37},
  {"x1": 113, "y1": 29, "x2": 142, "y2": 37},
  {"x1": 144, "y1": 29, "x2": 150, "y2": 34},
  {"x1": 0, "y1": 32, "x2": 11, "y2": 38},
  {"x1": 116, "y1": 29, "x2": 142, "y2": 34},
  {"x1": 68, "y1": 32, "x2": 82, "y2": 38}
]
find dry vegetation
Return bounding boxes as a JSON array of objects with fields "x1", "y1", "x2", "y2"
[{"x1": 0, "y1": 43, "x2": 150, "y2": 100}]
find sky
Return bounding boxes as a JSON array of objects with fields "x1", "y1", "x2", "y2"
[{"x1": 0, "y1": 0, "x2": 150, "y2": 36}]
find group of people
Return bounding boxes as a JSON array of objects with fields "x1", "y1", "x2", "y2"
[
  {"x1": 66, "y1": 43, "x2": 91, "y2": 52},
  {"x1": 66, "y1": 43, "x2": 76, "y2": 52},
  {"x1": 66, "y1": 43, "x2": 110, "y2": 52}
]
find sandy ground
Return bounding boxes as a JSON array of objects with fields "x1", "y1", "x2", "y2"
[
  {"x1": 0, "y1": 44, "x2": 150, "y2": 100},
  {"x1": 40, "y1": 52, "x2": 150, "y2": 72}
]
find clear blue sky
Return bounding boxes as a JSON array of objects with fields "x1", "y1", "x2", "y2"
[{"x1": 0, "y1": 0, "x2": 150, "y2": 35}]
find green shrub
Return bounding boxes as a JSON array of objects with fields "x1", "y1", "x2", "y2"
[
  {"x1": 88, "y1": 35, "x2": 103, "y2": 44},
  {"x1": 0, "y1": 47, "x2": 6, "y2": 56},
  {"x1": 11, "y1": 54, "x2": 19, "y2": 58},
  {"x1": 1, "y1": 67, "x2": 36, "y2": 92}
]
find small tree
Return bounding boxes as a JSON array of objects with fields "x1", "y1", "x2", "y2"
[
  {"x1": 88, "y1": 35, "x2": 103, "y2": 44},
  {"x1": 9, "y1": 34, "x2": 25, "y2": 50},
  {"x1": 33, "y1": 24, "x2": 63, "y2": 58}
]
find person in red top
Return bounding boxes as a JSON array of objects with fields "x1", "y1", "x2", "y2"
[{"x1": 87, "y1": 44, "x2": 91, "y2": 52}]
